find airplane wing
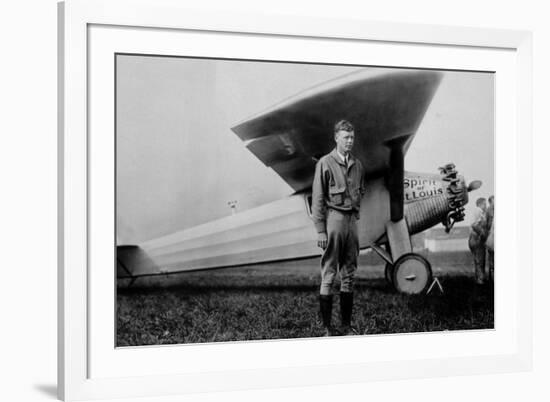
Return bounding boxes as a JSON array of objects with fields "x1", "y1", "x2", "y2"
[{"x1": 231, "y1": 69, "x2": 443, "y2": 208}]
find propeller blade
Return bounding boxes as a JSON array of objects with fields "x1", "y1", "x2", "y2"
[{"x1": 467, "y1": 180, "x2": 482, "y2": 192}]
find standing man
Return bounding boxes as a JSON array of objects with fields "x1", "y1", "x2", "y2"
[
  {"x1": 468, "y1": 197, "x2": 488, "y2": 285},
  {"x1": 311, "y1": 120, "x2": 365, "y2": 336}
]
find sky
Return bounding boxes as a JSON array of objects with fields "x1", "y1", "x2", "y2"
[{"x1": 116, "y1": 55, "x2": 494, "y2": 244}]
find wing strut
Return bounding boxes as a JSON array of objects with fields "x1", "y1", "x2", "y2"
[{"x1": 385, "y1": 136, "x2": 410, "y2": 222}]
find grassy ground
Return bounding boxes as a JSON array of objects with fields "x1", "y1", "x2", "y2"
[{"x1": 116, "y1": 251, "x2": 494, "y2": 346}]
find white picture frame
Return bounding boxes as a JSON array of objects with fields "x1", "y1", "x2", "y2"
[{"x1": 58, "y1": 0, "x2": 533, "y2": 400}]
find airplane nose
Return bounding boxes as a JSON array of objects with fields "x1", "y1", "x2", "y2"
[
  {"x1": 438, "y1": 163, "x2": 482, "y2": 232},
  {"x1": 404, "y1": 164, "x2": 484, "y2": 235}
]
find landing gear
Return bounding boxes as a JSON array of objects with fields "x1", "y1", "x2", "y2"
[
  {"x1": 384, "y1": 243, "x2": 393, "y2": 286},
  {"x1": 391, "y1": 253, "x2": 432, "y2": 295},
  {"x1": 371, "y1": 222, "x2": 433, "y2": 294},
  {"x1": 374, "y1": 248, "x2": 433, "y2": 294},
  {"x1": 384, "y1": 262, "x2": 394, "y2": 286}
]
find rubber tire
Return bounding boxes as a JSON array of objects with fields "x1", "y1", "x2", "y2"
[{"x1": 392, "y1": 253, "x2": 432, "y2": 295}]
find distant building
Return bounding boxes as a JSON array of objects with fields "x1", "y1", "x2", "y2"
[
  {"x1": 424, "y1": 226, "x2": 469, "y2": 252},
  {"x1": 411, "y1": 232, "x2": 426, "y2": 252}
]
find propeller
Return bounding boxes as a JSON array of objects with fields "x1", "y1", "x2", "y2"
[{"x1": 467, "y1": 180, "x2": 482, "y2": 192}]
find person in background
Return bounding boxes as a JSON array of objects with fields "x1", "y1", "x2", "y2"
[
  {"x1": 486, "y1": 196, "x2": 494, "y2": 282},
  {"x1": 468, "y1": 197, "x2": 488, "y2": 285}
]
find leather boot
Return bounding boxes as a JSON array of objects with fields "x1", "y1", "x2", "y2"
[
  {"x1": 340, "y1": 292, "x2": 356, "y2": 335},
  {"x1": 319, "y1": 295, "x2": 339, "y2": 336}
]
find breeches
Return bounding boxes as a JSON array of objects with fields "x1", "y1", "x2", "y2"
[
  {"x1": 319, "y1": 210, "x2": 359, "y2": 295},
  {"x1": 469, "y1": 242, "x2": 486, "y2": 281}
]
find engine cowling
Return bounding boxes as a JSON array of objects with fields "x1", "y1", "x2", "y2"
[{"x1": 404, "y1": 163, "x2": 481, "y2": 235}]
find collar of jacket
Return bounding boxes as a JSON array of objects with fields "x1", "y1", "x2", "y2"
[{"x1": 329, "y1": 148, "x2": 355, "y2": 168}]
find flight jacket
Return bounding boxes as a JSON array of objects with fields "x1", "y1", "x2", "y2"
[{"x1": 311, "y1": 149, "x2": 366, "y2": 233}]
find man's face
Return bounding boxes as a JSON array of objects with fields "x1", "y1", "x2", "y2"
[
  {"x1": 480, "y1": 201, "x2": 487, "y2": 212},
  {"x1": 335, "y1": 130, "x2": 354, "y2": 154}
]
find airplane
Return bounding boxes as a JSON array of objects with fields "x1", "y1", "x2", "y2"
[{"x1": 117, "y1": 68, "x2": 482, "y2": 295}]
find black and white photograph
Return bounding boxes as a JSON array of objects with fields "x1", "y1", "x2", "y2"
[{"x1": 115, "y1": 55, "x2": 495, "y2": 346}]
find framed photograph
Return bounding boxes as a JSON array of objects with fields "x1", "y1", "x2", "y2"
[{"x1": 58, "y1": 0, "x2": 532, "y2": 400}]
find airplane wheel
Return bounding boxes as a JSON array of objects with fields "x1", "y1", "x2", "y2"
[
  {"x1": 392, "y1": 253, "x2": 432, "y2": 295},
  {"x1": 385, "y1": 263, "x2": 394, "y2": 285}
]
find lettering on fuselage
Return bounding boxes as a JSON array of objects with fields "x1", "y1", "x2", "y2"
[{"x1": 403, "y1": 176, "x2": 445, "y2": 203}]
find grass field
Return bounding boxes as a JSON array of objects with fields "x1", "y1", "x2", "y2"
[{"x1": 116, "y1": 250, "x2": 494, "y2": 346}]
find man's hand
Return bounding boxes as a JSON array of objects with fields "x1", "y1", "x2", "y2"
[{"x1": 317, "y1": 232, "x2": 328, "y2": 250}]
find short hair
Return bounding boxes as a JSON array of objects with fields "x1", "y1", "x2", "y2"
[
  {"x1": 488, "y1": 195, "x2": 494, "y2": 203},
  {"x1": 476, "y1": 197, "x2": 486, "y2": 207},
  {"x1": 334, "y1": 119, "x2": 354, "y2": 134}
]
